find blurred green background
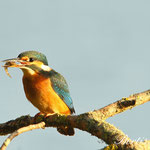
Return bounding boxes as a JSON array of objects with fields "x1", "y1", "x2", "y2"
[{"x1": 0, "y1": 0, "x2": 150, "y2": 149}]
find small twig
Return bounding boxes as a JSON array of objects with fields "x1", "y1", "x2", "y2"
[{"x1": 0, "y1": 122, "x2": 45, "y2": 150}]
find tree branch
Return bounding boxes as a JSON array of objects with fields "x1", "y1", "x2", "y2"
[
  {"x1": 0, "y1": 89, "x2": 150, "y2": 149},
  {"x1": 0, "y1": 122, "x2": 45, "y2": 150},
  {"x1": 89, "y1": 89, "x2": 150, "y2": 121}
]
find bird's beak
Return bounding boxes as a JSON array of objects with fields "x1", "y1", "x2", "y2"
[{"x1": 2, "y1": 58, "x2": 28, "y2": 68}]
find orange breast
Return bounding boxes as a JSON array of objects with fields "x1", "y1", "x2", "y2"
[{"x1": 23, "y1": 74, "x2": 71, "y2": 115}]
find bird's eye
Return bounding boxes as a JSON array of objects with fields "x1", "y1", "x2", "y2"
[{"x1": 29, "y1": 58, "x2": 34, "y2": 62}]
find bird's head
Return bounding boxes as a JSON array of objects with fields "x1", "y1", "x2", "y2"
[{"x1": 3, "y1": 51, "x2": 51, "y2": 76}]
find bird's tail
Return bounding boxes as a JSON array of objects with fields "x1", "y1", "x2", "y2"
[{"x1": 57, "y1": 126, "x2": 75, "y2": 136}]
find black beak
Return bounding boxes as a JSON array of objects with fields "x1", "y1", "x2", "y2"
[
  {"x1": 2, "y1": 58, "x2": 21, "y2": 63},
  {"x1": 1, "y1": 58, "x2": 25, "y2": 68}
]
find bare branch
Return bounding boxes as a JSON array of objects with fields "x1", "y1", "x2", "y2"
[
  {"x1": 0, "y1": 89, "x2": 150, "y2": 149},
  {"x1": 0, "y1": 122, "x2": 45, "y2": 150},
  {"x1": 89, "y1": 89, "x2": 150, "y2": 121}
]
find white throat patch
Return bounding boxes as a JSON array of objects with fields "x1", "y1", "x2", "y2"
[{"x1": 41, "y1": 65, "x2": 51, "y2": 72}]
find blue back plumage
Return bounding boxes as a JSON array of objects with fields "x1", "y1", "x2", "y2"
[{"x1": 49, "y1": 70, "x2": 75, "y2": 114}]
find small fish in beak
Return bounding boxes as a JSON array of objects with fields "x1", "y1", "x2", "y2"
[
  {"x1": 2, "y1": 58, "x2": 24, "y2": 78},
  {"x1": 2, "y1": 60, "x2": 18, "y2": 78}
]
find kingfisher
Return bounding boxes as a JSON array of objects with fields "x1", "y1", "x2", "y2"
[{"x1": 2, "y1": 51, "x2": 75, "y2": 135}]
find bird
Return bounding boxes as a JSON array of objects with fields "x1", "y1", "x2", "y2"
[{"x1": 3, "y1": 50, "x2": 75, "y2": 135}]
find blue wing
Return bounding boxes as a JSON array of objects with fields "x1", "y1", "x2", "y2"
[{"x1": 49, "y1": 70, "x2": 75, "y2": 114}]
